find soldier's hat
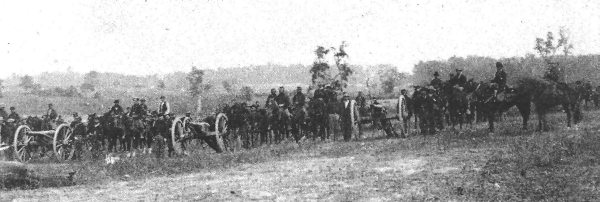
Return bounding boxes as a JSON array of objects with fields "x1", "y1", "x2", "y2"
[
  {"x1": 140, "y1": 98, "x2": 146, "y2": 102},
  {"x1": 133, "y1": 98, "x2": 140, "y2": 101},
  {"x1": 73, "y1": 112, "x2": 79, "y2": 117},
  {"x1": 433, "y1": 71, "x2": 440, "y2": 76},
  {"x1": 456, "y1": 68, "x2": 463, "y2": 71},
  {"x1": 48, "y1": 103, "x2": 53, "y2": 106},
  {"x1": 185, "y1": 112, "x2": 191, "y2": 116},
  {"x1": 160, "y1": 95, "x2": 166, "y2": 99},
  {"x1": 10, "y1": 106, "x2": 15, "y2": 110},
  {"x1": 114, "y1": 100, "x2": 120, "y2": 104},
  {"x1": 496, "y1": 62, "x2": 503, "y2": 68}
]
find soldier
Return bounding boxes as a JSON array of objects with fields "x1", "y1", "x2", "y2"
[
  {"x1": 450, "y1": 69, "x2": 467, "y2": 88},
  {"x1": 430, "y1": 72, "x2": 443, "y2": 90},
  {"x1": 292, "y1": 86, "x2": 306, "y2": 108},
  {"x1": 355, "y1": 91, "x2": 366, "y2": 112},
  {"x1": 70, "y1": 112, "x2": 83, "y2": 128},
  {"x1": 140, "y1": 98, "x2": 149, "y2": 115},
  {"x1": 265, "y1": 88, "x2": 277, "y2": 107},
  {"x1": 46, "y1": 103, "x2": 58, "y2": 121},
  {"x1": 399, "y1": 89, "x2": 411, "y2": 136},
  {"x1": 275, "y1": 86, "x2": 291, "y2": 109},
  {"x1": 0, "y1": 105, "x2": 7, "y2": 120},
  {"x1": 313, "y1": 84, "x2": 326, "y2": 101},
  {"x1": 491, "y1": 62, "x2": 507, "y2": 98},
  {"x1": 109, "y1": 100, "x2": 124, "y2": 115},
  {"x1": 158, "y1": 96, "x2": 171, "y2": 115},
  {"x1": 340, "y1": 95, "x2": 354, "y2": 141},
  {"x1": 130, "y1": 98, "x2": 142, "y2": 117},
  {"x1": 7, "y1": 107, "x2": 21, "y2": 123}
]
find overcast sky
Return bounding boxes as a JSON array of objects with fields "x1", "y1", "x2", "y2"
[{"x1": 0, "y1": 0, "x2": 598, "y2": 78}]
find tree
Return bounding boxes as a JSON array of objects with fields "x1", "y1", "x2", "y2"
[
  {"x1": 187, "y1": 66, "x2": 205, "y2": 114},
  {"x1": 186, "y1": 66, "x2": 205, "y2": 97},
  {"x1": 19, "y1": 75, "x2": 35, "y2": 90},
  {"x1": 157, "y1": 80, "x2": 166, "y2": 89},
  {"x1": 222, "y1": 81, "x2": 233, "y2": 93},
  {"x1": 0, "y1": 79, "x2": 3, "y2": 98},
  {"x1": 534, "y1": 27, "x2": 574, "y2": 82},
  {"x1": 309, "y1": 41, "x2": 354, "y2": 91},
  {"x1": 240, "y1": 86, "x2": 254, "y2": 101},
  {"x1": 81, "y1": 71, "x2": 100, "y2": 91},
  {"x1": 378, "y1": 67, "x2": 407, "y2": 94}
]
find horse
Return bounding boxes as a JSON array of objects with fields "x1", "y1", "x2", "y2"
[
  {"x1": 265, "y1": 98, "x2": 290, "y2": 143},
  {"x1": 306, "y1": 98, "x2": 327, "y2": 141},
  {"x1": 290, "y1": 104, "x2": 309, "y2": 143},
  {"x1": 123, "y1": 114, "x2": 151, "y2": 156},
  {"x1": 224, "y1": 102, "x2": 251, "y2": 150},
  {"x1": 514, "y1": 78, "x2": 583, "y2": 131},
  {"x1": 442, "y1": 80, "x2": 478, "y2": 129},
  {"x1": 412, "y1": 87, "x2": 444, "y2": 135},
  {"x1": 98, "y1": 113, "x2": 126, "y2": 153}
]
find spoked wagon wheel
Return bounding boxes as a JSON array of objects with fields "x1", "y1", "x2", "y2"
[
  {"x1": 214, "y1": 113, "x2": 229, "y2": 152},
  {"x1": 53, "y1": 124, "x2": 75, "y2": 161},
  {"x1": 170, "y1": 118, "x2": 186, "y2": 155},
  {"x1": 13, "y1": 125, "x2": 33, "y2": 162}
]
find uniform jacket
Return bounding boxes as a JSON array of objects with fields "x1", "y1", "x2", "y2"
[
  {"x1": 46, "y1": 108, "x2": 58, "y2": 120},
  {"x1": 292, "y1": 93, "x2": 306, "y2": 107},
  {"x1": 491, "y1": 70, "x2": 507, "y2": 86},
  {"x1": 275, "y1": 93, "x2": 291, "y2": 108},
  {"x1": 158, "y1": 101, "x2": 170, "y2": 115}
]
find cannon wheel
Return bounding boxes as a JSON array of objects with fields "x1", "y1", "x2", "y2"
[
  {"x1": 349, "y1": 100, "x2": 361, "y2": 136},
  {"x1": 53, "y1": 124, "x2": 75, "y2": 161},
  {"x1": 170, "y1": 117, "x2": 186, "y2": 155},
  {"x1": 13, "y1": 125, "x2": 33, "y2": 162},
  {"x1": 214, "y1": 113, "x2": 229, "y2": 152}
]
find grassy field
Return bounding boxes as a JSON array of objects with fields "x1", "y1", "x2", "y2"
[{"x1": 1, "y1": 109, "x2": 600, "y2": 201}]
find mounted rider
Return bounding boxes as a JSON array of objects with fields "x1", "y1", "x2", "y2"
[
  {"x1": 292, "y1": 86, "x2": 306, "y2": 108},
  {"x1": 430, "y1": 71, "x2": 443, "y2": 90},
  {"x1": 130, "y1": 98, "x2": 145, "y2": 118},
  {"x1": 7, "y1": 107, "x2": 21, "y2": 124},
  {"x1": 449, "y1": 68, "x2": 467, "y2": 89},
  {"x1": 109, "y1": 100, "x2": 124, "y2": 116},
  {"x1": 265, "y1": 88, "x2": 278, "y2": 107},
  {"x1": 491, "y1": 62, "x2": 507, "y2": 98},
  {"x1": 140, "y1": 98, "x2": 149, "y2": 115},
  {"x1": 275, "y1": 86, "x2": 292, "y2": 116}
]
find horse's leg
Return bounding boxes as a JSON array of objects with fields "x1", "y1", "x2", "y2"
[
  {"x1": 487, "y1": 107, "x2": 495, "y2": 133},
  {"x1": 564, "y1": 103, "x2": 572, "y2": 128},
  {"x1": 516, "y1": 101, "x2": 531, "y2": 130}
]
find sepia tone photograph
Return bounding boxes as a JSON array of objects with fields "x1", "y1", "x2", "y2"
[{"x1": 1, "y1": 0, "x2": 600, "y2": 201}]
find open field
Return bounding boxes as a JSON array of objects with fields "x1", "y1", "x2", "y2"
[{"x1": 2, "y1": 109, "x2": 600, "y2": 201}]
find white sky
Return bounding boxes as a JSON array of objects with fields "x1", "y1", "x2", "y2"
[{"x1": 0, "y1": 0, "x2": 599, "y2": 78}]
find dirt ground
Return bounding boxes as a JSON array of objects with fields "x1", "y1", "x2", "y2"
[{"x1": 1, "y1": 135, "x2": 494, "y2": 201}]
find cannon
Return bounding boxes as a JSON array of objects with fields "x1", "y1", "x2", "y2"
[
  {"x1": 12, "y1": 124, "x2": 76, "y2": 162},
  {"x1": 169, "y1": 113, "x2": 232, "y2": 155}
]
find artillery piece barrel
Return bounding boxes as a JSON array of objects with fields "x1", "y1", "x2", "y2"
[{"x1": 27, "y1": 130, "x2": 57, "y2": 137}]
